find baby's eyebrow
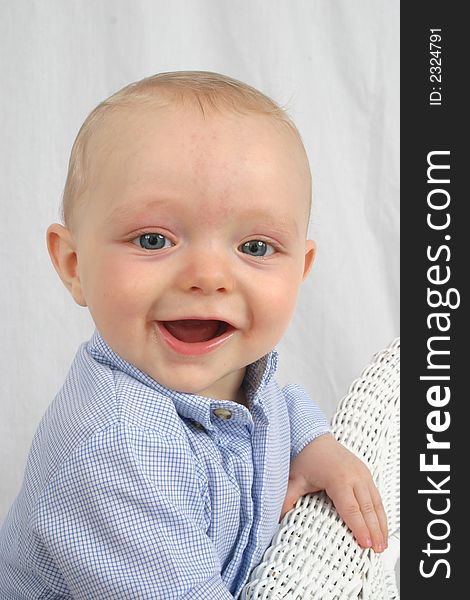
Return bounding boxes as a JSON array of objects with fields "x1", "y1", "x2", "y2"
[
  {"x1": 107, "y1": 198, "x2": 173, "y2": 224},
  {"x1": 107, "y1": 198, "x2": 299, "y2": 236},
  {"x1": 239, "y1": 209, "x2": 299, "y2": 236}
]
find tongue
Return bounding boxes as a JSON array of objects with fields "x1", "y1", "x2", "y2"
[{"x1": 164, "y1": 320, "x2": 224, "y2": 343}]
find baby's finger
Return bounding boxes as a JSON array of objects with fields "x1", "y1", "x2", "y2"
[
  {"x1": 328, "y1": 485, "x2": 371, "y2": 550},
  {"x1": 354, "y1": 483, "x2": 387, "y2": 553},
  {"x1": 369, "y1": 482, "x2": 388, "y2": 543}
]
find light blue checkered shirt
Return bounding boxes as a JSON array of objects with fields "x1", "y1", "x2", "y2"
[{"x1": 0, "y1": 331, "x2": 330, "y2": 599}]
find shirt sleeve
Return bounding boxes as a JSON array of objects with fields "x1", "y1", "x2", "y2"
[
  {"x1": 34, "y1": 423, "x2": 234, "y2": 599},
  {"x1": 282, "y1": 384, "x2": 331, "y2": 461}
]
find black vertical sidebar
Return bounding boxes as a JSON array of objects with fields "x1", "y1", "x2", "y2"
[{"x1": 401, "y1": 3, "x2": 466, "y2": 597}]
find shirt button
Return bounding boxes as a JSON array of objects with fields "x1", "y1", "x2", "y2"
[{"x1": 213, "y1": 408, "x2": 233, "y2": 420}]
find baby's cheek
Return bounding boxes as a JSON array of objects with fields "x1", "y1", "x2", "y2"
[
  {"x1": 83, "y1": 262, "x2": 141, "y2": 321},
  {"x1": 257, "y1": 282, "x2": 298, "y2": 333},
  {"x1": 270, "y1": 273, "x2": 300, "y2": 311}
]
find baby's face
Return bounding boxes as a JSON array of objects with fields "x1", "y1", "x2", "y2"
[{"x1": 71, "y1": 105, "x2": 314, "y2": 402}]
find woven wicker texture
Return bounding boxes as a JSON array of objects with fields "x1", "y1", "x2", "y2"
[{"x1": 242, "y1": 338, "x2": 400, "y2": 600}]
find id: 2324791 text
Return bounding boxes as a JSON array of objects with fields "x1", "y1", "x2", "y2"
[{"x1": 429, "y1": 28, "x2": 442, "y2": 107}]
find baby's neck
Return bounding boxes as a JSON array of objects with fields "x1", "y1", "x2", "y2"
[{"x1": 234, "y1": 386, "x2": 248, "y2": 408}]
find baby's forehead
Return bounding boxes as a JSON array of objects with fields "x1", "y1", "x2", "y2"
[
  {"x1": 63, "y1": 75, "x2": 313, "y2": 232},
  {"x1": 97, "y1": 105, "x2": 305, "y2": 179},
  {"x1": 91, "y1": 103, "x2": 309, "y2": 180},
  {"x1": 76, "y1": 103, "x2": 312, "y2": 233},
  {"x1": 97, "y1": 102, "x2": 292, "y2": 144}
]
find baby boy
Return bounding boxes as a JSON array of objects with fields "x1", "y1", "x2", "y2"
[{"x1": 0, "y1": 71, "x2": 387, "y2": 599}]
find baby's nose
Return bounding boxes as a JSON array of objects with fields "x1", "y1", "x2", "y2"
[{"x1": 179, "y1": 249, "x2": 235, "y2": 294}]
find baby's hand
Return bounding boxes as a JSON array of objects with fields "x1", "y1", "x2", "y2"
[{"x1": 281, "y1": 433, "x2": 388, "y2": 553}]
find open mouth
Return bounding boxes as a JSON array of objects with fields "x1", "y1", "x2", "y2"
[
  {"x1": 162, "y1": 319, "x2": 230, "y2": 343},
  {"x1": 156, "y1": 319, "x2": 235, "y2": 356}
]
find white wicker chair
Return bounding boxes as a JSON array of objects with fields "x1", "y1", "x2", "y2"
[{"x1": 242, "y1": 338, "x2": 400, "y2": 600}]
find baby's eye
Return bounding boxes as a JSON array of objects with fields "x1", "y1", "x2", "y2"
[
  {"x1": 133, "y1": 233, "x2": 173, "y2": 250},
  {"x1": 239, "y1": 240, "x2": 275, "y2": 257}
]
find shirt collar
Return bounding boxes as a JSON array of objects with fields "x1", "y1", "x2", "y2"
[{"x1": 87, "y1": 330, "x2": 278, "y2": 428}]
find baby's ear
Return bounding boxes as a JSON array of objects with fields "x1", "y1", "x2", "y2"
[
  {"x1": 46, "y1": 224, "x2": 87, "y2": 307},
  {"x1": 302, "y1": 239, "x2": 316, "y2": 280}
]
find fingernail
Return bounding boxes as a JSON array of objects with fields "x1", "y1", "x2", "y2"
[
  {"x1": 363, "y1": 538, "x2": 372, "y2": 548},
  {"x1": 376, "y1": 541, "x2": 387, "y2": 552}
]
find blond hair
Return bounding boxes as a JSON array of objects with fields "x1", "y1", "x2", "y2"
[{"x1": 61, "y1": 71, "x2": 311, "y2": 228}]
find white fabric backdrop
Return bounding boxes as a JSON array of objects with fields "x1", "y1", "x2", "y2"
[{"x1": 0, "y1": 0, "x2": 399, "y2": 521}]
